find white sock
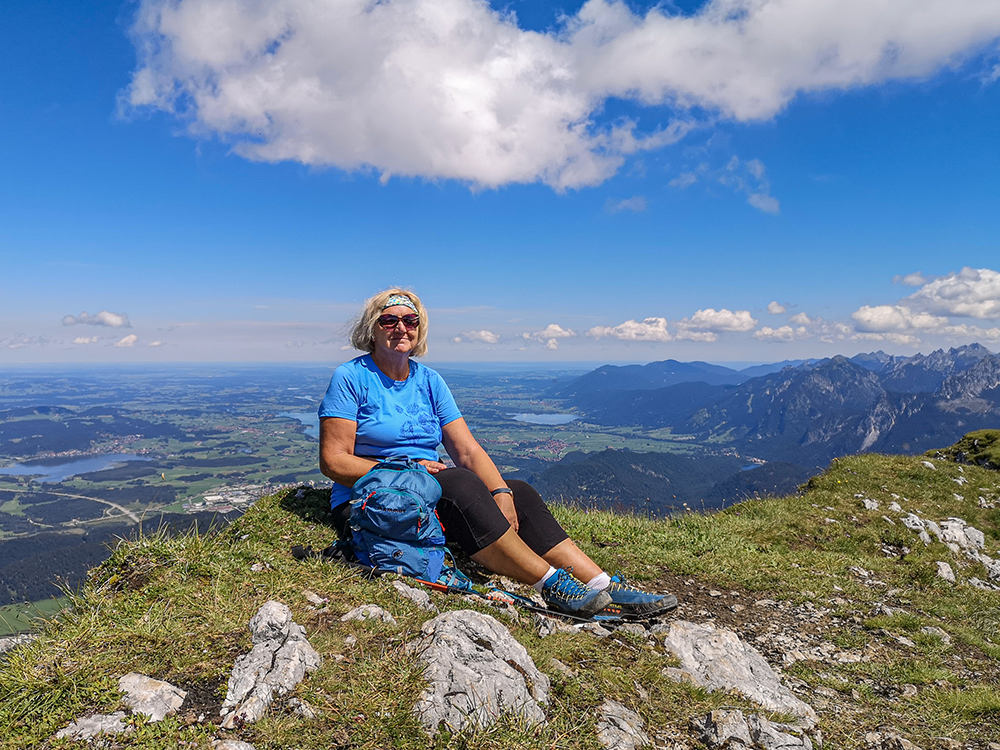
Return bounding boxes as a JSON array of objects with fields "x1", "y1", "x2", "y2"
[
  {"x1": 586, "y1": 572, "x2": 612, "y2": 591},
  {"x1": 532, "y1": 566, "x2": 559, "y2": 592}
]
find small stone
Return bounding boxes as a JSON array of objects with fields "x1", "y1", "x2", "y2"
[
  {"x1": 302, "y1": 590, "x2": 326, "y2": 605},
  {"x1": 596, "y1": 699, "x2": 650, "y2": 750},
  {"x1": 935, "y1": 562, "x2": 956, "y2": 583},
  {"x1": 118, "y1": 673, "x2": 187, "y2": 722},
  {"x1": 579, "y1": 622, "x2": 613, "y2": 638},
  {"x1": 883, "y1": 515, "x2": 897, "y2": 525},
  {"x1": 344, "y1": 635, "x2": 357, "y2": 647},
  {"x1": 340, "y1": 604, "x2": 398, "y2": 626},
  {"x1": 863, "y1": 499, "x2": 880, "y2": 510},
  {"x1": 690, "y1": 709, "x2": 752, "y2": 748},
  {"x1": 287, "y1": 697, "x2": 316, "y2": 719},
  {"x1": 921, "y1": 626, "x2": 951, "y2": 645},
  {"x1": 731, "y1": 604, "x2": 745, "y2": 613},
  {"x1": 213, "y1": 741, "x2": 257, "y2": 750},
  {"x1": 55, "y1": 712, "x2": 129, "y2": 740},
  {"x1": 549, "y1": 658, "x2": 576, "y2": 678},
  {"x1": 900, "y1": 684, "x2": 918, "y2": 698},
  {"x1": 933, "y1": 737, "x2": 961, "y2": 750},
  {"x1": 708, "y1": 590, "x2": 723, "y2": 597},
  {"x1": 391, "y1": 580, "x2": 438, "y2": 612},
  {"x1": 889, "y1": 502, "x2": 903, "y2": 513}
]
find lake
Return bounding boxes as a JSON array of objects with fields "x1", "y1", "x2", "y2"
[
  {"x1": 0, "y1": 454, "x2": 152, "y2": 483},
  {"x1": 281, "y1": 412, "x2": 320, "y2": 438},
  {"x1": 511, "y1": 413, "x2": 578, "y2": 425}
]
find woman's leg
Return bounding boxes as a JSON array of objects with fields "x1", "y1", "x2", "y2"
[
  {"x1": 502, "y1": 479, "x2": 603, "y2": 582},
  {"x1": 435, "y1": 468, "x2": 550, "y2": 584}
]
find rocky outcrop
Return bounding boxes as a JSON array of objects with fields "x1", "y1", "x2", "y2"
[
  {"x1": 55, "y1": 673, "x2": 187, "y2": 741},
  {"x1": 406, "y1": 609, "x2": 550, "y2": 734},
  {"x1": 221, "y1": 601, "x2": 322, "y2": 729},
  {"x1": 661, "y1": 620, "x2": 817, "y2": 727},
  {"x1": 691, "y1": 709, "x2": 814, "y2": 749}
]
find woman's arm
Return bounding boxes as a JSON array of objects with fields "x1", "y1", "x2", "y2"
[
  {"x1": 319, "y1": 417, "x2": 380, "y2": 486},
  {"x1": 441, "y1": 417, "x2": 518, "y2": 531}
]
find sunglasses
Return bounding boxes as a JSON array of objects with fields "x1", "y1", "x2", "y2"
[{"x1": 377, "y1": 313, "x2": 420, "y2": 330}]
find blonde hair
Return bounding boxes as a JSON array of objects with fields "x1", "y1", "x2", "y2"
[{"x1": 349, "y1": 288, "x2": 429, "y2": 357}]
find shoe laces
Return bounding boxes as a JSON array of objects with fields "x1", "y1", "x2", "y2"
[
  {"x1": 547, "y1": 569, "x2": 589, "y2": 601},
  {"x1": 607, "y1": 573, "x2": 638, "y2": 593}
]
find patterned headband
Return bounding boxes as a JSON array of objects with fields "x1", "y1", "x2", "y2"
[{"x1": 382, "y1": 295, "x2": 418, "y2": 313}]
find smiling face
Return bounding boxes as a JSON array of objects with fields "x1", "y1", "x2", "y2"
[{"x1": 372, "y1": 304, "x2": 419, "y2": 357}]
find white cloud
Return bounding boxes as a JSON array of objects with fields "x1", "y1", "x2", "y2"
[
  {"x1": 788, "y1": 312, "x2": 812, "y2": 325},
  {"x1": 122, "y1": 0, "x2": 1000, "y2": 190},
  {"x1": 720, "y1": 156, "x2": 780, "y2": 213},
  {"x1": 606, "y1": 196, "x2": 647, "y2": 213},
  {"x1": 904, "y1": 267, "x2": 1000, "y2": 319},
  {"x1": 894, "y1": 271, "x2": 928, "y2": 287},
  {"x1": 72, "y1": 336, "x2": 99, "y2": 345},
  {"x1": 544, "y1": 338, "x2": 560, "y2": 350},
  {"x1": 3, "y1": 335, "x2": 51, "y2": 350},
  {"x1": 668, "y1": 171, "x2": 699, "y2": 188},
  {"x1": 114, "y1": 334, "x2": 139, "y2": 348},
  {"x1": 767, "y1": 301, "x2": 786, "y2": 314},
  {"x1": 63, "y1": 310, "x2": 131, "y2": 328},
  {"x1": 523, "y1": 324, "x2": 576, "y2": 342},
  {"x1": 678, "y1": 308, "x2": 758, "y2": 332},
  {"x1": 460, "y1": 330, "x2": 501, "y2": 344},
  {"x1": 675, "y1": 329, "x2": 719, "y2": 343},
  {"x1": 148, "y1": 340, "x2": 163, "y2": 347},
  {"x1": 587, "y1": 317, "x2": 672, "y2": 342},
  {"x1": 747, "y1": 192, "x2": 780, "y2": 214},
  {"x1": 851, "y1": 302, "x2": 1000, "y2": 344},
  {"x1": 753, "y1": 325, "x2": 813, "y2": 342},
  {"x1": 852, "y1": 305, "x2": 949, "y2": 332}
]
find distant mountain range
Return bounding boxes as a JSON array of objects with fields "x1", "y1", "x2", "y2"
[{"x1": 561, "y1": 344, "x2": 1000, "y2": 468}]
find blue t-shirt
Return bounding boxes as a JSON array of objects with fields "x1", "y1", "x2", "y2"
[{"x1": 318, "y1": 354, "x2": 462, "y2": 506}]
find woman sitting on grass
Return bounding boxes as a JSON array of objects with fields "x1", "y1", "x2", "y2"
[{"x1": 318, "y1": 287, "x2": 676, "y2": 619}]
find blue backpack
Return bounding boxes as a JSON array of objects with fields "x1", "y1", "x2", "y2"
[{"x1": 349, "y1": 459, "x2": 468, "y2": 587}]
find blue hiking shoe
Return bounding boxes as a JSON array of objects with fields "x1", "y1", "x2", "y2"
[
  {"x1": 542, "y1": 569, "x2": 612, "y2": 617},
  {"x1": 602, "y1": 574, "x2": 678, "y2": 620}
]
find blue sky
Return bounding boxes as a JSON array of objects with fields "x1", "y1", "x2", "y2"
[{"x1": 2, "y1": 0, "x2": 1000, "y2": 365}]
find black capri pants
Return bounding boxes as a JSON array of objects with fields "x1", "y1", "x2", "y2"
[{"x1": 331, "y1": 467, "x2": 568, "y2": 557}]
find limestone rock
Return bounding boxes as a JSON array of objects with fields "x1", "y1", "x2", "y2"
[
  {"x1": 406, "y1": 609, "x2": 550, "y2": 734},
  {"x1": 55, "y1": 712, "x2": 129, "y2": 740},
  {"x1": 692, "y1": 710, "x2": 813, "y2": 750},
  {"x1": 596, "y1": 699, "x2": 650, "y2": 750},
  {"x1": 690, "y1": 709, "x2": 753, "y2": 747},
  {"x1": 748, "y1": 714, "x2": 813, "y2": 749},
  {"x1": 221, "y1": 601, "x2": 322, "y2": 729},
  {"x1": 863, "y1": 499, "x2": 879, "y2": 510},
  {"x1": 0, "y1": 634, "x2": 35, "y2": 657},
  {"x1": 119, "y1": 673, "x2": 187, "y2": 722},
  {"x1": 935, "y1": 562, "x2": 956, "y2": 583},
  {"x1": 880, "y1": 733, "x2": 924, "y2": 750},
  {"x1": 213, "y1": 741, "x2": 257, "y2": 750},
  {"x1": 340, "y1": 604, "x2": 398, "y2": 626},
  {"x1": 662, "y1": 620, "x2": 817, "y2": 727},
  {"x1": 392, "y1": 580, "x2": 438, "y2": 612}
]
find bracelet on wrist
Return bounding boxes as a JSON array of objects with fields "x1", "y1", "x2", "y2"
[{"x1": 490, "y1": 487, "x2": 513, "y2": 497}]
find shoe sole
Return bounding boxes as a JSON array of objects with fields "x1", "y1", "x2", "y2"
[
  {"x1": 546, "y1": 589, "x2": 613, "y2": 618},
  {"x1": 603, "y1": 593, "x2": 679, "y2": 621}
]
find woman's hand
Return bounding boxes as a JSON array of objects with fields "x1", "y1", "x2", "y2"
[
  {"x1": 416, "y1": 459, "x2": 449, "y2": 474},
  {"x1": 494, "y1": 491, "x2": 519, "y2": 533}
]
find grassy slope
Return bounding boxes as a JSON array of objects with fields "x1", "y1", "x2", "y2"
[{"x1": 1, "y1": 449, "x2": 999, "y2": 749}]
